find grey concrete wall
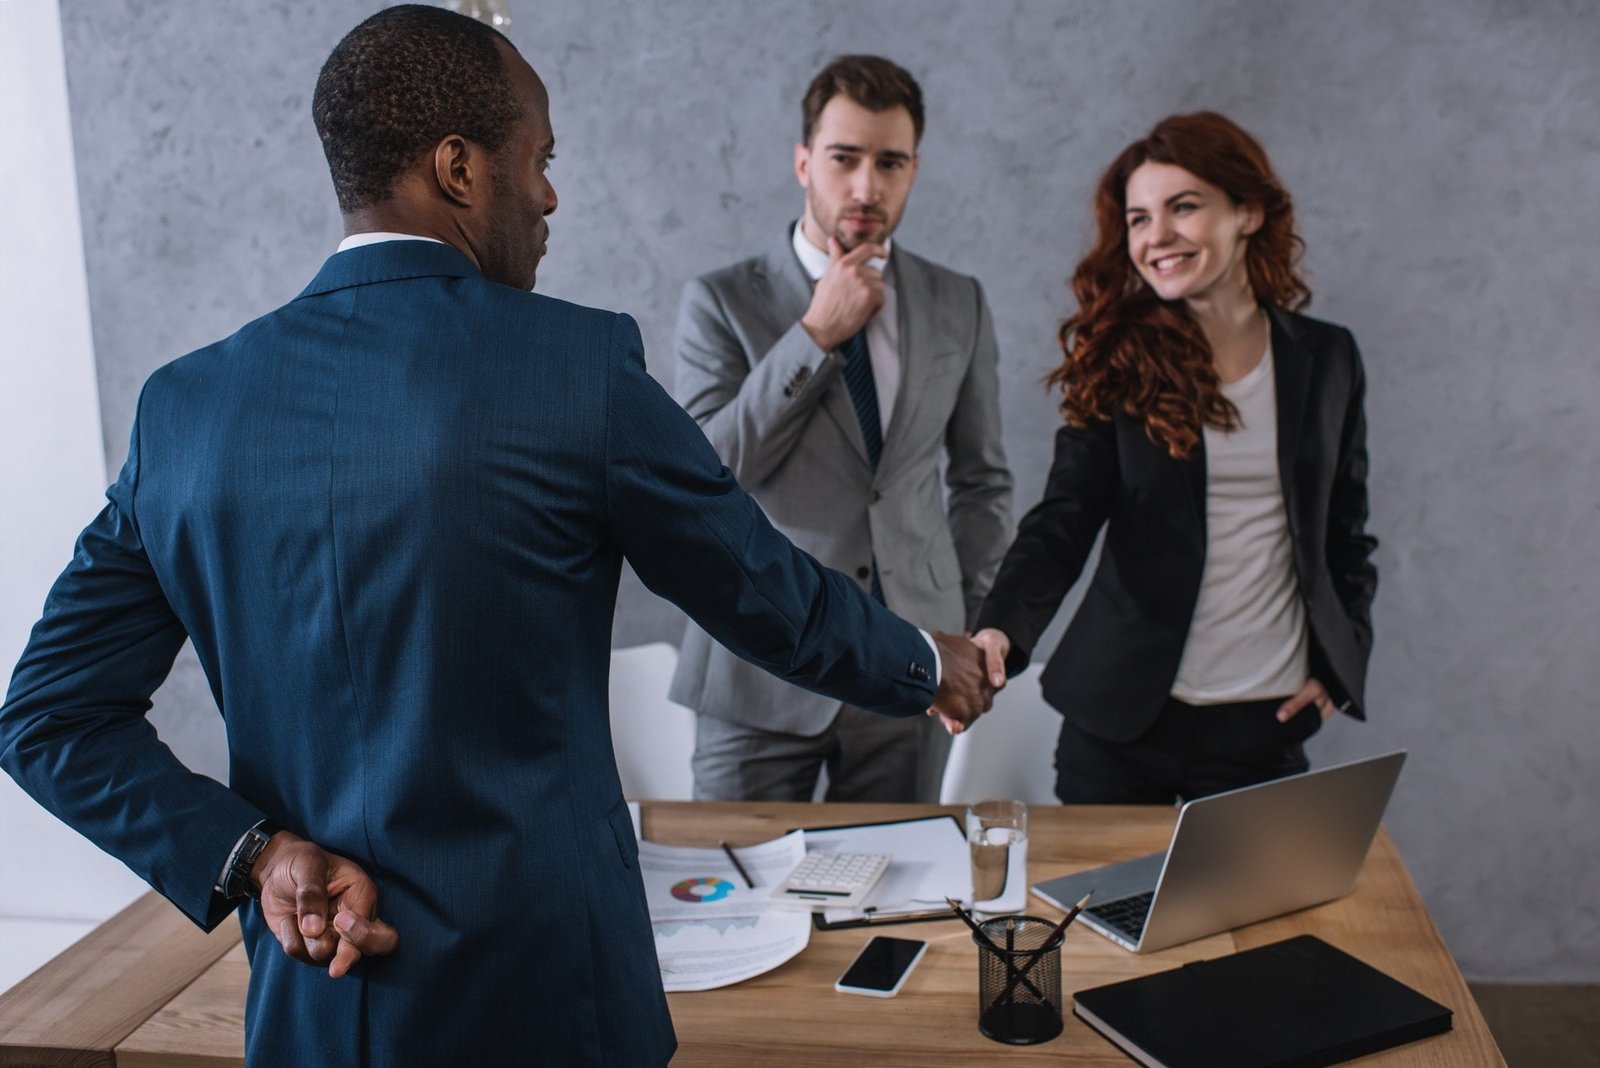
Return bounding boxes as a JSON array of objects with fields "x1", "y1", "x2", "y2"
[{"x1": 54, "y1": 0, "x2": 1599, "y2": 980}]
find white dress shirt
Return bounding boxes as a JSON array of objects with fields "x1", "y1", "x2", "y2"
[
  {"x1": 336, "y1": 231, "x2": 445, "y2": 252},
  {"x1": 791, "y1": 223, "x2": 901, "y2": 433},
  {"x1": 791, "y1": 225, "x2": 942, "y2": 686}
]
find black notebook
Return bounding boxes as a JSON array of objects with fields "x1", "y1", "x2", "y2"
[{"x1": 1072, "y1": 934, "x2": 1452, "y2": 1068}]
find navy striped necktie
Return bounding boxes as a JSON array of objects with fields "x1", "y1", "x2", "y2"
[
  {"x1": 839, "y1": 328, "x2": 883, "y2": 471},
  {"x1": 839, "y1": 328, "x2": 885, "y2": 602}
]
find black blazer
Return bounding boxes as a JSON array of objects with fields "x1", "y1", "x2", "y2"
[{"x1": 975, "y1": 306, "x2": 1378, "y2": 744}]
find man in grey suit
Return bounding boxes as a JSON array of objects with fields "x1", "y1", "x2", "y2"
[{"x1": 670, "y1": 55, "x2": 1014, "y2": 803}]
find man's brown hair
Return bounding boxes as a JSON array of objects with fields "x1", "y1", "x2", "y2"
[{"x1": 801, "y1": 55, "x2": 924, "y2": 146}]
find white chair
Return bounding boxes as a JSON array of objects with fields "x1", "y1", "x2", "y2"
[
  {"x1": 939, "y1": 672, "x2": 1060, "y2": 805},
  {"x1": 607, "y1": 642, "x2": 697, "y2": 800}
]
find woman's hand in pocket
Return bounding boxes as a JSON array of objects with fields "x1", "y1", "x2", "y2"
[{"x1": 1276, "y1": 677, "x2": 1337, "y2": 723}]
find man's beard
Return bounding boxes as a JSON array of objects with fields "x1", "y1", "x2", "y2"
[
  {"x1": 829, "y1": 211, "x2": 889, "y2": 251},
  {"x1": 809, "y1": 188, "x2": 890, "y2": 251}
]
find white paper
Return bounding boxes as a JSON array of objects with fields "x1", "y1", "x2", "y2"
[
  {"x1": 639, "y1": 831, "x2": 811, "y2": 991},
  {"x1": 652, "y1": 909, "x2": 812, "y2": 992},
  {"x1": 810, "y1": 816, "x2": 974, "y2": 924}
]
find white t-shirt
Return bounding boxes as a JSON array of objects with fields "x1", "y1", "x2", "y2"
[{"x1": 1171, "y1": 344, "x2": 1309, "y2": 704}]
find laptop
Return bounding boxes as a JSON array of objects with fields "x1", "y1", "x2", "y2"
[{"x1": 1032, "y1": 750, "x2": 1406, "y2": 953}]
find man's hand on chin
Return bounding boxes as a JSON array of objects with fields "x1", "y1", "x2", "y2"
[
  {"x1": 925, "y1": 631, "x2": 996, "y2": 735},
  {"x1": 253, "y1": 831, "x2": 400, "y2": 978}
]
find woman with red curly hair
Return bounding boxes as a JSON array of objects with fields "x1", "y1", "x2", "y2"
[{"x1": 971, "y1": 112, "x2": 1378, "y2": 803}]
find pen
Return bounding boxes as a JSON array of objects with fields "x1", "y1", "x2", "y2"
[
  {"x1": 861, "y1": 905, "x2": 964, "y2": 924},
  {"x1": 720, "y1": 840, "x2": 756, "y2": 888}
]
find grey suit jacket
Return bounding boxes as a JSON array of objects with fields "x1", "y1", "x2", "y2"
[{"x1": 669, "y1": 226, "x2": 1014, "y2": 735}]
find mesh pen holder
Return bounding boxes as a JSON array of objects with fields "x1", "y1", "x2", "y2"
[{"x1": 973, "y1": 915, "x2": 1064, "y2": 1045}]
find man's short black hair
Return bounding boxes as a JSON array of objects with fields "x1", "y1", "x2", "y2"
[
  {"x1": 801, "y1": 55, "x2": 925, "y2": 147},
  {"x1": 313, "y1": 4, "x2": 523, "y2": 213}
]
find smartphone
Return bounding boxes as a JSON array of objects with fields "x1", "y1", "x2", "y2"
[{"x1": 834, "y1": 936, "x2": 928, "y2": 998}]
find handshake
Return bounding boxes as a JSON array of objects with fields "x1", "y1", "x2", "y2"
[{"x1": 925, "y1": 628, "x2": 1013, "y2": 736}]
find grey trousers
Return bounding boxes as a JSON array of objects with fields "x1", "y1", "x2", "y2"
[{"x1": 691, "y1": 704, "x2": 953, "y2": 804}]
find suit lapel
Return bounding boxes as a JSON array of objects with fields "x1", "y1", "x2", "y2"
[
  {"x1": 759, "y1": 226, "x2": 815, "y2": 328},
  {"x1": 1268, "y1": 305, "x2": 1312, "y2": 510},
  {"x1": 879, "y1": 245, "x2": 931, "y2": 475},
  {"x1": 1184, "y1": 433, "x2": 1208, "y2": 523},
  {"x1": 763, "y1": 226, "x2": 871, "y2": 467}
]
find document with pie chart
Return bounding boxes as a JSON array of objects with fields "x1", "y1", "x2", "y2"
[{"x1": 639, "y1": 830, "x2": 811, "y2": 991}]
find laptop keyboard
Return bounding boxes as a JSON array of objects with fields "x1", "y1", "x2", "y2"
[{"x1": 1086, "y1": 890, "x2": 1154, "y2": 941}]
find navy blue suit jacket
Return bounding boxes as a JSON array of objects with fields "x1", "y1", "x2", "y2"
[{"x1": 0, "y1": 241, "x2": 938, "y2": 1065}]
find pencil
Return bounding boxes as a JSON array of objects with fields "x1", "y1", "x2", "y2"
[
  {"x1": 720, "y1": 840, "x2": 756, "y2": 888},
  {"x1": 997, "y1": 890, "x2": 1094, "y2": 1003},
  {"x1": 1043, "y1": 889, "x2": 1094, "y2": 950},
  {"x1": 944, "y1": 897, "x2": 991, "y2": 941},
  {"x1": 944, "y1": 897, "x2": 1044, "y2": 1001}
]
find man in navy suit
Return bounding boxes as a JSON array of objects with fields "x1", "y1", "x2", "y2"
[{"x1": 0, "y1": 8, "x2": 992, "y2": 1065}]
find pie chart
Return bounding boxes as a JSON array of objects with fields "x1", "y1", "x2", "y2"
[{"x1": 671, "y1": 876, "x2": 734, "y2": 903}]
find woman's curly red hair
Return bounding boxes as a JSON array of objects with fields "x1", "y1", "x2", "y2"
[{"x1": 1047, "y1": 112, "x2": 1310, "y2": 459}]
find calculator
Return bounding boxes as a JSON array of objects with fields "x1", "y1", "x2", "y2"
[{"x1": 770, "y1": 851, "x2": 891, "y2": 909}]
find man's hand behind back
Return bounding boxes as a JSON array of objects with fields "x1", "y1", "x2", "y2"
[
  {"x1": 253, "y1": 831, "x2": 400, "y2": 978},
  {"x1": 926, "y1": 631, "x2": 996, "y2": 735}
]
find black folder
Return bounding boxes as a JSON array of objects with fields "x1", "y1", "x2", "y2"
[{"x1": 1072, "y1": 934, "x2": 1453, "y2": 1068}]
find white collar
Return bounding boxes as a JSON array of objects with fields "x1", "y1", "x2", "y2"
[
  {"x1": 336, "y1": 231, "x2": 447, "y2": 252},
  {"x1": 790, "y1": 221, "x2": 891, "y2": 282}
]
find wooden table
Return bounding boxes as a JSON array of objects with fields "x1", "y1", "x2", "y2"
[{"x1": 0, "y1": 803, "x2": 1504, "y2": 1067}]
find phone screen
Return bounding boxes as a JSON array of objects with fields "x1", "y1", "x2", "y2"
[{"x1": 836, "y1": 936, "x2": 927, "y2": 995}]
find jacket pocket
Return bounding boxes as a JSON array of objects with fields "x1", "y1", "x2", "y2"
[
  {"x1": 926, "y1": 548, "x2": 962, "y2": 590},
  {"x1": 606, "y1": 797, "x2": 639, "y2": 869}
]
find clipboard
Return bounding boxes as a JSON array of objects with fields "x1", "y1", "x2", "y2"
[{"x1": 791, "y1": 815, "x2": 969, "y2": 930}]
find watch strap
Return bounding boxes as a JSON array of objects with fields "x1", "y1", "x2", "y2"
[{"x1": 216, "y1": 819, "x2": 282, "y2": 901}]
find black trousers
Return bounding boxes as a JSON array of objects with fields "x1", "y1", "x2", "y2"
[{"x1": 1054, "y1": 696, "x2": 1322, "y2": 804}]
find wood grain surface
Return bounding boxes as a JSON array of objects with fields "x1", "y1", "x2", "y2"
[
  {"x1": 0, "y1": 802, "x2": 1504, "y2": 1067},
  {"x1": 114, "y1": 944, "x2": 247, "y2": 1068},
  {"x1": 651, "y1": 803, "x2": 1504, "y2": 1067},
  {"x1": 0, "y1": 893, "x2": 239, "y2": 1068}
]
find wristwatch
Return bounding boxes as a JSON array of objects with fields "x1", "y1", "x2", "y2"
[{"x1": 217, "y1": 819, "x2": 283, "y2": 901}]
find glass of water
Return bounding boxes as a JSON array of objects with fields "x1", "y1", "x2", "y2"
[{"x1": 966, "y1": 799, "x2": 1028, "y2": 908}]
